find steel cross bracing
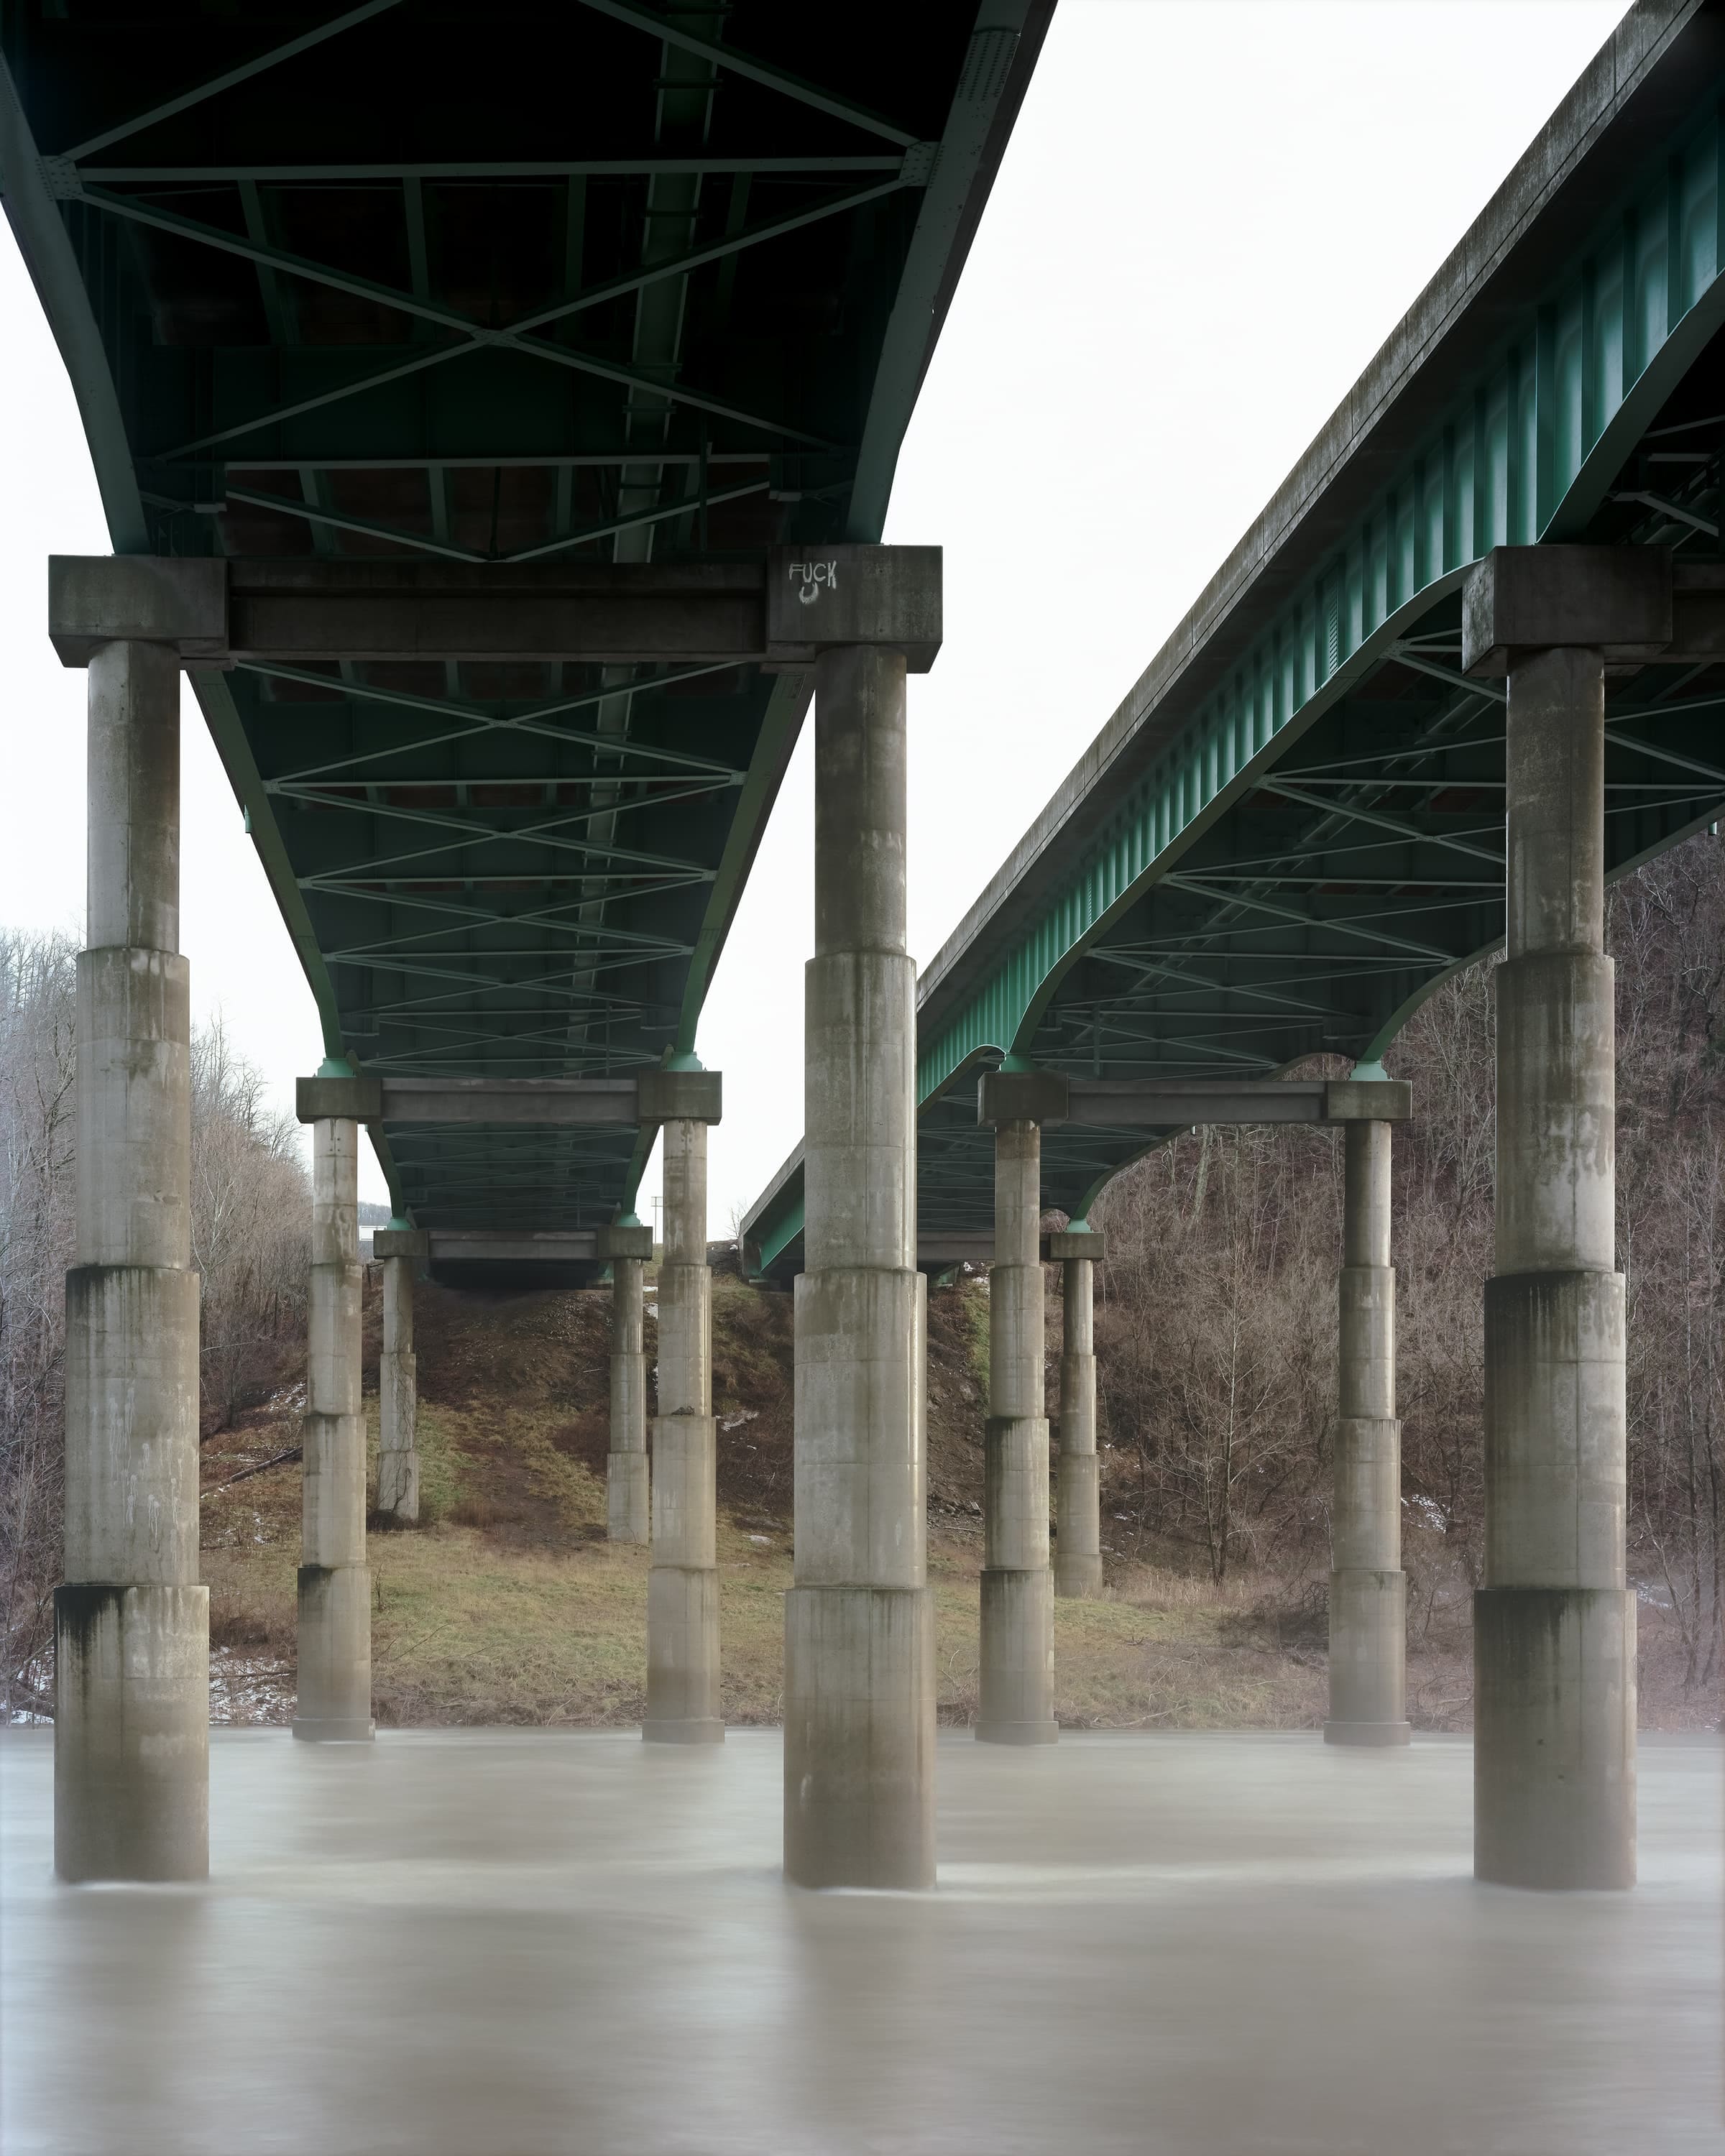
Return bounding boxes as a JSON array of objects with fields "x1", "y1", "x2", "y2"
[
  {"x1": 1, "y1": 0, "x2": 1049, "y2": 1240},
  {"x1": 745, "y1": 0, "x2": 1725, "y2": 1279}
]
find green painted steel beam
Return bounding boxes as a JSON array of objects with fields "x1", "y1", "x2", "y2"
[
  {"x1": 76, "y1": 157, "x2": 912, "y2": 182},
  {"x1": 916, "y1": 78, "x2": 1725, "y2": 1104},
  {"x1": 572, "y1": 0, "x2": 921, "y2": 149}
]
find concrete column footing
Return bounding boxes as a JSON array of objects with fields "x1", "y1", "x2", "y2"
[
  {"x1": 53, "y1": 1582, "x2": 208, "y2": 1881},
  {"x1": 1054, "y1": 1552, "x2": 1105, "y2": 1599},
  {"x1": 293, "y1": 1563, "x2": 374, "y2": 1742},
  {"x1": 644, "y1": 1560, "x2": 722, "y2": 1742},
  {"x1": 978, "y1": 1566, "x2": 1057, "y2": 1744},
  {"x1": 1054, "y1": 1447, "x2": 1101, "y2": 1600},
  {"x1": 784, "y1": 1584, "x2": 934, "y2": 1889},
  {"x1": 1474, "y1": 1584, "x2": 1635, "y2": 1889},
  {"x1": 1329, "y1": 1564, "x2": 1407, "y2": 1728}
]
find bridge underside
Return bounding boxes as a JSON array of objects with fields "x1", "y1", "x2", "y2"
[{"x1": 4, "y1": 0, "x2": 1046, "y2": 1232}]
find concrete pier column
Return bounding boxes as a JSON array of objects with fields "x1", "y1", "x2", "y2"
[
  {"x1": 602, "y1": 1220, "x2": 653, "y2": 1544},
  {"x1": 979, "y1": 1115, "x2": 1057, "y2": 1743},
  {"x1": 644, "y1": 1120, "x2": 722, "y2": 1741},
  {"x1": 375, "y1": 1248, "x2": 418, "y2": 1526},
  {"x1": 1476, "y1": 642, "x2": 1633, "y2": 1887},
  {"x1": 1051, "y1": 1226, "x2": 1104, "y2": 1599},
  {"x1": 55, "y1": 635, "x2": 208, "y2": 1881},
  {"x1": 1325, "y1": 1118, "x2": 1409, "y2": 1744},
  {"x1": 784, "y1": 642, "x2": 934, "y2": 1888},
  {"x1": 294, "y1": 1113, "x2": 372, "y2": 1740}
]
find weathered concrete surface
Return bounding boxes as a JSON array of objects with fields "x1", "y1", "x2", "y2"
[
  {"x1": 375, "y1": 1254, "x2": 418, "y2": 1526},
  {"x1": 1054, "y1": 1251, "x2": 1102, "y2": 1599},
  {"x1": 57, "y1": 636, "x2": 206, "y2": 1881},
  {"x1": 294, "y1": 1118, "x2": 372, "y2": 1742},
  {"x1": 3, "y1": 1730, "x2": 1716, "y2": 2156},
  {"x1": 786, "y1": 642, "x2": 934, "y2": 1888},
  {"x1": 1326, "y1": 1119, "x2": 1409, "y2": 1744},
  {"x1": 645, "y1": 1119, "x2": 721, "y2": 1743},
  {"x1": 1479, "y1": 643, "x2": 1632, "y2": 1887},
  {"x1": 980, "y1": 1119, "x2": 1056, "y2": 1743},
  {"x1": 606, "y1": 1252, "x2": 649, "y2": 1544}
]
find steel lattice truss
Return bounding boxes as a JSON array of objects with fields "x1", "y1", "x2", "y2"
[{"x1": 1, "y1": 0, "x2": 1049, "y2": 1233}]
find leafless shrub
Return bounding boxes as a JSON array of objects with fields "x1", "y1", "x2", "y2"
[
  {"x1": 0, "y1": 963, "x2": 310, "y2": 1716},
  {"x1": 191, "y1": 1017, "x2": 310, "y2": 1433},
  {"x1": 1092, "y1": 832, "x2": 1725, "y2": 1705}
]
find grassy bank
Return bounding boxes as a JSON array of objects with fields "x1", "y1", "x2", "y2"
[{"x1": 199, "y1": 1275, "x2": 1701, "y2": 1731}]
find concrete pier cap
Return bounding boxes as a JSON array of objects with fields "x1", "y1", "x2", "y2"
[
  {"x1": 763, "y1": 545, "x2": 942, "y2": 673},
  {"x1": 597, "y1": 1222, "x2": 654, "y2": 1263},
  {"x1": 49, "y1": 554, "x2": 228, "y2": 667},
  {"x1": 1461, "y1": 543, "x2": 1725, "y2": 678}
]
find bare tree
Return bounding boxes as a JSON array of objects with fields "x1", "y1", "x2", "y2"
[
  {"x1": 1090, "y1": 831, "x2": 1725, "y2": 1706},
  {"x1": 0, "y1": 969, "x2": 311, "y2": 1716},
  {"x1": 0, "y1": 932, "x2": 77, "y2": 1717},
  {"x1": 191, "y1": 1016, "x2": 311, "y2": 1432}
]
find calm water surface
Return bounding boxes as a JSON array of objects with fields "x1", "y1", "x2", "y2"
[{"x1": 1, "y1": 1728, "x2": 1717, "y2": 2155}]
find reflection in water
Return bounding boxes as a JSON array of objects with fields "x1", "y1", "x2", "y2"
[{"x1": 1, "y1": 1728, "x2": 1717, "y2": 2155}]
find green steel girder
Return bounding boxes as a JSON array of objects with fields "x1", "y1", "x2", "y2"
[
  {"x1": 917, "y1": 67, "x2": 1725, "y2": 1105},
  {"x1": 2, "y1": 0, "x2": 1051, "y2": 1237}
]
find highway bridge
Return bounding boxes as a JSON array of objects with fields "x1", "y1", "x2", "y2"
[
  {"x1": 9, "y1": 0, "x2": 1723, "y2": 1909},
  {"x1": 4, "y1": 0, "x2": 1049, "y2": 1892},
  {"x1": 2, "y1": 0, "x2": 1046, "y2": 1240},
  {"x1": 735, "y1": 0, "x2": 1725, "y2": 1892}
]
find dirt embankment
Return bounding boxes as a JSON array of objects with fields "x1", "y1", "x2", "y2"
[{"x1": 199, "y1": 1267, "x2": 1703, "y2": 1731}]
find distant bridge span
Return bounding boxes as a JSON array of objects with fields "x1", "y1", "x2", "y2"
[{"x1": 745, "y1": 0, "x2": 1725, "y2": 1279}]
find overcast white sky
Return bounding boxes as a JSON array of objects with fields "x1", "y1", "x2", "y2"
[{"x1": 0, "y1": 0, "x2": 1632, "y2": 1228}]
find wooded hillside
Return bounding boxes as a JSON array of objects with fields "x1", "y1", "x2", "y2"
[{"x1": 3, "y1": 834, "x2": 1721, "y2": 1728}]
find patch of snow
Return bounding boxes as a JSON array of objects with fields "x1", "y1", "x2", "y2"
[{"x1": 208, "y1": 1649, "x2": 295, "y2": 1726}]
